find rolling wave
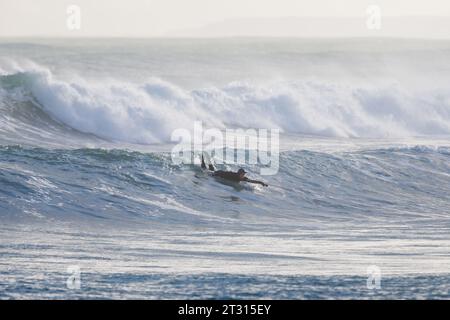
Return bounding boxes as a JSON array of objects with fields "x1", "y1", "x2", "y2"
[
  {"x1": 1, "y1": 64, "x2": 450, "y2": 146},
  {"x1": 1, "y1": 144, "x2": 450, "y2": 226}
]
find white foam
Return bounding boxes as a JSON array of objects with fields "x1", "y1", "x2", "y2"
[{"x1": 3, "y1": 63, "x2": 450, "y2": 144}]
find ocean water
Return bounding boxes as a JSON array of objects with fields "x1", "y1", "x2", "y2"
[{"x1": 1, "y1": 38, "x2": 450, "y2": 299}]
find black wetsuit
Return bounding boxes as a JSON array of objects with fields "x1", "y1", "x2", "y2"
[
  {"x1": 213, "y1": 170, "x2": 245, "y2": 182},
  {"x1": 201, "y1": 155, "x2": 267, "y2": 186}
]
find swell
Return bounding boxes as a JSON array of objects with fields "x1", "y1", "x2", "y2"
[
  {"x1": 1, "y1": 66, "x2": 450, "y2": 146},
  {"x1": 1, "y1": 145, "x2": 450, "y2": 226}
]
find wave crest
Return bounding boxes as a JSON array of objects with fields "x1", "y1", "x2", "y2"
[{"x1": 1, "y1": 64, "x2": 450, "y2": 144}]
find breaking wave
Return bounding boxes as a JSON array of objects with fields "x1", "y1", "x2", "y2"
[{"x1": 1, "y1": 63, "x2": 450, "y2": 145}]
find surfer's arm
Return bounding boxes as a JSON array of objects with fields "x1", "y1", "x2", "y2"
[{"x1": 244, "y1": 178, "x2": 268, "y2": 187}]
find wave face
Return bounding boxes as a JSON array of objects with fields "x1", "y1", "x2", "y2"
[
  {"x1": 2, "y1": 144, "x2": 450, "y2": 226},
  {"x1": 1, "y1": 67, "x2": 450, "y2": 146}
]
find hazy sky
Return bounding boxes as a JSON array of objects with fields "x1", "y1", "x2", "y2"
[{"x1": 1, "y1": 0, "x2": 450, "y2": 37}]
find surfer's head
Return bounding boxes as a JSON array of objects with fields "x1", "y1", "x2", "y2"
[{"x1": 237, "y1": 168, "x2": 246, "y2": 179}]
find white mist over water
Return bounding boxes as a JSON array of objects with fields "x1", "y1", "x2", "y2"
[
  {"x1": 1, "y1": 38, "x2": 450, "y2": 146},
  {"x1": 2, "y1": 39, "x2": 450, "y2": 145}
]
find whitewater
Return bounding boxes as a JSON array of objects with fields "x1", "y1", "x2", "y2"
[{"x1": 1, "y1": 38, "x2": 450, "y2": 299}]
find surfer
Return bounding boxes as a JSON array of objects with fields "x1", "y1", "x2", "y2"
[{"x1": 201, "y1": 155, "x2": 268, "y2": 187}]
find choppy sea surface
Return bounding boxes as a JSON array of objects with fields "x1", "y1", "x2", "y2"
[{"x1": 1, "y1": 38, "x2": 450, "y2": 299}]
